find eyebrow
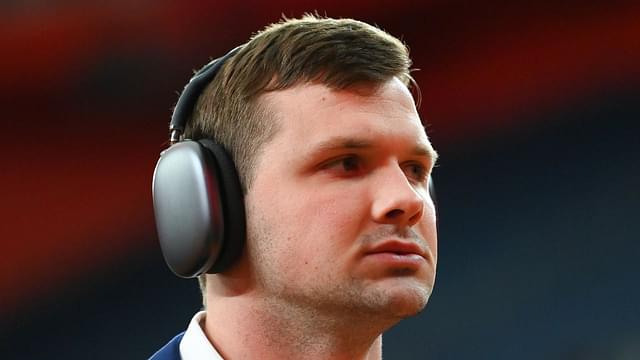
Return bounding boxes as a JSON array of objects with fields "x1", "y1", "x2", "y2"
[
  {"x1": 312, "y1": 137, "x2": 373, "y2": 152},
  {"x1": 414, "y1": 142, "x2": 439, "y2": 164},
  {"x1": 307, "y1": 136, "x2": 439, "y2": 164}
]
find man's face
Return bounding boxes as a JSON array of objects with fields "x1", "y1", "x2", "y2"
[{"x1": 244, "y1": 78, "x2": 437, "y2": 320}]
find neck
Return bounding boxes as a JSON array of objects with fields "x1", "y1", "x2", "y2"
[{"x1": 203, "y1": 275, "x2": 388, "y2": 360}]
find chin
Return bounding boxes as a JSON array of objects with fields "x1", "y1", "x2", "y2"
[
  {"x1": 388, "y1": 287, "x2": 432, "y2": 317},
  {"x1": 368, "y1": 279, "x2": 433, "y2": 319}
]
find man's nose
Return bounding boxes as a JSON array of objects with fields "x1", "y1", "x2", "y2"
[{"x1": 370, "y1": 165, "x2": 426, "y2": 227}]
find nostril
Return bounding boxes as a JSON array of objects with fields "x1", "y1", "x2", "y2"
[{"x1": 386, "y1": 209, "x2": 404, "y2": 219}]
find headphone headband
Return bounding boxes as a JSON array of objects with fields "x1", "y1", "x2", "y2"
[{"x1": 169, "y1": 46, "x2": 243, "y2": 143}]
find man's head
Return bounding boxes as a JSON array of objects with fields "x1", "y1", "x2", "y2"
[
  {"x1": 187, "y1": 15, "x2": 437, "y2": 321},
  {"x1": 244, "y1": 78, "x2": 438, "y2": 325}
]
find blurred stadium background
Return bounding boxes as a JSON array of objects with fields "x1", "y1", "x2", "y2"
[{"x1": 1, "y1": 1, "x2": 639, "y2": 359}]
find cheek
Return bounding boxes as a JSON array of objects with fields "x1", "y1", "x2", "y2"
[
  {"x1": 422, "y1": 203, "x2": 438, "y2": 264},
  {"x1": 275, "y1": 187, "x2": 368, "y2": 262},
  {"x1": 247, "y1": 162, "x2": 371, "y2": 262},
  {"x1": 303, "y1": 185, "x2": 368, "y2": 232}
]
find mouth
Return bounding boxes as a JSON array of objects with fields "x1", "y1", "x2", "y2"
[
  {"x1": 363, "y1": 240, "x2": 429, "y2": 269},
  {"x1": 365, "y1": 240, "x2": 427, "y2": 258}
]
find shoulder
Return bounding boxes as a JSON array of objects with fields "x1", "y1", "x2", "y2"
[{"x1": 149, "y1": 332, "x2": 185, "y2": 360}]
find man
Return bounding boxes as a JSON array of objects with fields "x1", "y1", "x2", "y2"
[{"x1": 151, "y1": 14, "x2": 438, "y2": 359}]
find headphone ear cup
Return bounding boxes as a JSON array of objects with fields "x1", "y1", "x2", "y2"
[
  {"x1": 428, "y1": 176, "x2": 436, "y2": 209},
  {"x1": 152, "y1": 140, "x2": 245, "y2": 277},
  {"x1": 198, "y1": 139, "x2": 246, "y2": 273}
]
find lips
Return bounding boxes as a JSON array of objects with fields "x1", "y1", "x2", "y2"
[{"x1": 364, "y1": 240, "x2": 428, "y2": 260}]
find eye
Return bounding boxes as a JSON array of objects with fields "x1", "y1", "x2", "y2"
[
  {"x1": 321, "y1": 155, "x2": 365, "y2": 175},
  {"x1": 403, "y1": 162, "x2": 429, "y2": 183}
]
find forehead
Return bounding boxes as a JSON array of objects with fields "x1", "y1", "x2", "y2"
[{"x1": 260, "y1": 78, "x2": 431, "y2": 151}]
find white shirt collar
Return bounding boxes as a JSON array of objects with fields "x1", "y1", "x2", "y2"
[{"x1": 179, "y1": 311, "x2": 224, "y2": 360}]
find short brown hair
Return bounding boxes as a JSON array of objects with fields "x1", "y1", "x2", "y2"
[{"x1": 184, "y1": 14, "x2": 414, "y2": 302}]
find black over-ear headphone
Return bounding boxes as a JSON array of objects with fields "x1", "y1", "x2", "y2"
[{"x1": 152, "y1": 47, "x2": 245, "y2": 278}]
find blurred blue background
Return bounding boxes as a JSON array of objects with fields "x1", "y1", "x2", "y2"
[{"x1": 1, "y1": 1, "x2": 639, "y2": 359}]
